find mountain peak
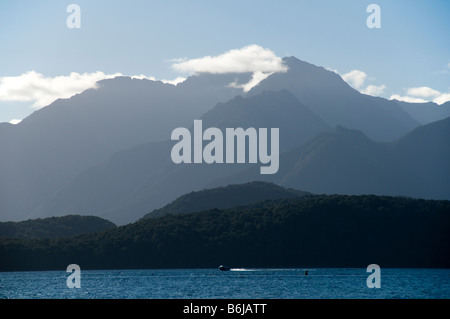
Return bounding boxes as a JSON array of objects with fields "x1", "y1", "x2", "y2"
[
  {"x1": 282, "y1": 56, "x2": 323, "y2": 70},
  {"x1": 249, "y1": 57, "x2": 418, "y2": 142},
  {"x1": 200, "y1": 89, "x2": 329, "y2": 151},
  {"x1": 249, "y1": 56, "x2": 352, "y2": 99}
]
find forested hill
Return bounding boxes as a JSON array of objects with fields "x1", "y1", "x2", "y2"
[
  {"x1": 143, "y1": 181, "x2": 310, "y2": 219},
  {"x1": 0, "y1": 215, "x2": 116, "y2": 239},
  {"x1": 1, "y1": 195, "x2": 449, "y2": 271}
]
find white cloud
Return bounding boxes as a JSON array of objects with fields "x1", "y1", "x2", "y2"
[
  {"x1": 161, "y1": 77, "x2": 186, "y2": 86},
  {"x1": 171, "y1": 44, "x2": 287, "y2": 92},
  {"x1": 0, "y1": 71, "x2": 187, "y2": 112},
  {"x1": 0, "y1": 45, "x2": 286, "y2": 113},
  {"x1": 340, "y1": 69, "x2": 387, "y2": 97},
  {"x1": 228, "y1": 71, "x2": 273, "y2": 93},
  {"x1": 406, "y1": 86, "x2": 440, "y2": 98},
  {"x1": 389, "y1": 94, "x2": 428, "y2": 104},
  {"x1": 433, "y1": 93, "x2": 450, "y2": 105},
  {"x1": 390, "y1": 87, "x2": 450, "y2": 105},
  {"x1": 130, "y1": 74, "x2": 157, "y2": 81},
  {"x1": 0, "y1": 71, "x2": 122, "y2": 109},
  {"x1": 325, "y1": 67, "x2": 339, "y2": 74},
  {"x1": 341, "y1": 70, "x2": 367, "y2": 89},
  {"x1": 361, "y1": 84, "x2": 387, "y2": 96},
  {"x1": 9, "y1": 119, "x2": 22, "y2": 125},
  {"x1": 338, "y1": 68, "x2": 449, "y2": 104},
  {"x1": 131, "y1": 74, "x2": 186, "y2": 85},
  {"x1": 172, "y1": 44, "x2": 288, "y2": 75}
]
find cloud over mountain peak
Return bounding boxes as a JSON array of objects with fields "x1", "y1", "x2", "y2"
[
  {"x1": 172, "y1": 44, "x2": 288, "y2": 75},
  {"x1": 172, "y1": 45, "x2": 288, "y2": 92}
]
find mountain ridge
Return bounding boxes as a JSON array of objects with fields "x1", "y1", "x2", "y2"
[
  {"x1": 0, "y1": 73, "x2": 248, "y2": 222},
  {"x1": 33, "y1": 89, "x2": 329, "y2": 224},
  {"x1": 249, "y1": 56, "x2": 420, "y2": 142},
  {"x1": 210, "y1": 117, "x2": 450, "y2": 200}
]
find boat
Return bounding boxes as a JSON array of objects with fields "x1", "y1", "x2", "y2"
[{"x1": 218, "y1": 265, "x2": 230, "y2": 271}]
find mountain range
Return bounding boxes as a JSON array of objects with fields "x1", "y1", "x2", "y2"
[
  {"x1": 249, "y1": 57, "x2": 421, "y2": 142},
  {"x1": 0, "y1": 73, "x2": 247, "y2": 222},
  {"x1": 212, "y1": 117, "x2": 450, "y2": 199},
  {"x1": 1, "y1": 57, "x2": 449, "y2": 225}
]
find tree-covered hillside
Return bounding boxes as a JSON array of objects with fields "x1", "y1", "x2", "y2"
[
  {"x1": 1, "y1": 195, "x2": 448, "y2": 271},
  {"x1": 0, "y1": 215, "x2": 116, "y2": 239},
  {"x1": 143, "y1": 181, "x2": 309, "y2": 219}
]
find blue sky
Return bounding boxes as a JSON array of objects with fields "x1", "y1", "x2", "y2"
[{"x1": 1, "y1": 0, "x2": 449, "y2": 123}]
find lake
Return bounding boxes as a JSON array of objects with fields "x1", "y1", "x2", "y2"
[{"x1": 0, "y1": 268, "x2": 449, "y2": 299}]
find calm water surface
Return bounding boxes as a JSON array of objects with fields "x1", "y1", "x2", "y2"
[{"x1": 0, "y1": 268, "x2": 448, "y2": 299}]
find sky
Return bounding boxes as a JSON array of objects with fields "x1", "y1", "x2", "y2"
[{"x1": 0, "y1": 0, "x2": 449, "y2": 124}]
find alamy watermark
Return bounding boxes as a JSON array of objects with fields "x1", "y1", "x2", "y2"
[
  {"x1": 366, "y1": 264, "x2": 381, "y2": 288},
  {"x1": 66, "y1": 4, "x2": 81, "y2": 29},
  {"x1": 170, "y1": 120, "x2": 280, "y2": 174},
  {"x1": 366, "y1": 4, "x2": 381, "y2": 29},
  {"x1": 65, "y1": 4, "x2": 380, "y2": 30},
  {"x1": 66, "y1": 264, "x2": 81, "y2": 288}
]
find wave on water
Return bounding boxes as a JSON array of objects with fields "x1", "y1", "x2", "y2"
[{"x1": 230, "y1": 268, "x2": 309, "y2": 272}]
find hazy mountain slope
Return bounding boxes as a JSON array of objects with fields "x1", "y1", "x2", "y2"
[
  {"x1": 2, "y1": 56, "x2": 444, "y2": 225},
  {"x1": 200, "y1": 89, "x2": 329, "y2": 150},
  {"x1": 212, "y1": 118, "x2": 450, "y2": 200},
  {"x1": 396, "y1": 100, "x2": 450, "y2": 125},
  {"x1": 0, "y1": 74, "x2": 247, "y2": 222},
  {"x1": 274, "y1": 126, "x2": 421, "y2": 195},
  {"x1": 389, "y1": 116, "x2": 450, "y2": 199},
  {"x1": 35, "y1": 90, "x2": 330, "y2": 225},
  {"x1": 249, "y1": 57, "x2": 419, "y2": 142}
]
